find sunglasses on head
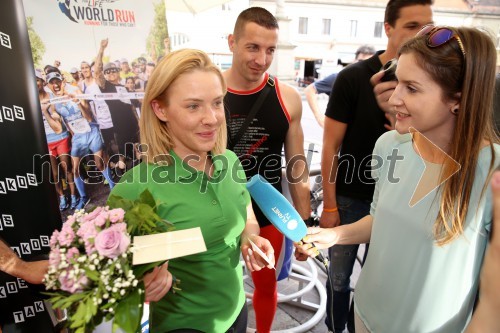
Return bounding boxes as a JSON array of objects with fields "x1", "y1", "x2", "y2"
[
  {"x1": 104, "y1": 68, "x2": 119, "y2": 74},
  {"x1": 416, "y1": 25, "x2": 466, "y2": 59}
]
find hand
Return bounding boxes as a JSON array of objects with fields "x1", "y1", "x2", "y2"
[
  {"x1": 40, "y1": 100, "x2": 51, "y2": 112},
  {"x1": 143, "y1": 262, "x2": 172, "y2": 302},
  {"x1": 100, "y1": 38, "x2": 108, "y2": 49},
  {"x1": 370, "y1": 71, "x2": 398, "y2": 114},
  {"x1": 296, "y1": 226, "x2": 340, "y2": 255},
  {"x1": 241, "y1": 234, "x2": 275, "y2": 272},
  {"x1": 320, "y1": 209, "x2": 340, "y2": 228}
]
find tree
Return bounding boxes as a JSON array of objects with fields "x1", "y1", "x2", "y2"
[
  {"x1": 146, "y1": 0, "x2": 169, "y2": 62},
  {"x1": 26, "y1": 16, "x2": 46, "y2": 69}
]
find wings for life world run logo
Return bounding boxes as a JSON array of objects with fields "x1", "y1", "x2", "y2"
[{"x1": 57, "y1": 0, "x2": 136, "y2": 27}]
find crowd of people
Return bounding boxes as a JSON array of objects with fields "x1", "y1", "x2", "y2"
[
  {"x1": 35, "y1": 40, "x2": 152, "y2": 213},
  {"x1": 2, "y1": 1, "x2": 500, "y2": 333}
]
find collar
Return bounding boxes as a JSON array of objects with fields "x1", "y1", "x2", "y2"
[{"x1": 167, "y1": 150, "x2": 228, "y2": 182}]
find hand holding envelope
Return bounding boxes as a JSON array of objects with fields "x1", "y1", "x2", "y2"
[{"x1": 241, "y1": 234, "x2": 275, "y2": 272}]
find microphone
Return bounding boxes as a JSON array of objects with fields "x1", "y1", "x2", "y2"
[{"x1": 246, "y1": 175, "x2": 328, "y2": 267}]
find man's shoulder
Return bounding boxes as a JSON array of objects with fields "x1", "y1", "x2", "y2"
[{"x1": 276, "y1": 77, "x2": 300, "y2": 99}]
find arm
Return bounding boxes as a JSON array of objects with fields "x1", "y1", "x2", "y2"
[
  {"x1": 0, "y1": 238, "x2": 48, "y2": 284},
  {"x1": 94, "y1": 38, "x2": 108, "y2": 89},
  {"x1": 67, "y1": 86, "x2": 92, "y2": 122},
  {"x1": 40, "y1": 100, "x2": 62, "y2": 134},
  {"x1": 304, "y1": 84, "x2": 325, "y2": 128},
  {"x1": 150, "y1": 39, "x2": 158, "y2": 64},
  {"x1": 465, "y1": 171, "x2": 500, "y2": 333},
  {"x1": 320, "y1": 116, "x2": 347, "y2": 228},
  {"x1": 282, "y1": 84, "x2": 311, "y2": 220}
]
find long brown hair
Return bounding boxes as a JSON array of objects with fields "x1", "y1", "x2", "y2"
[
  {"x1": 139, "y1": 49, "x2": 227, "y2": 165},
  {"x1": 399, "y1": 26, "x2": 498, "y2": 245}
]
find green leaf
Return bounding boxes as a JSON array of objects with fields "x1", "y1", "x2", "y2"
[
  {"x1": 139, "y1": 189, "x2": 156, "y2": 209},
  {"x1": 84, "y1": 298, "x2": 95, "y2": 323},
  {"x1": 114, "y1": 288, "x2": 144, "y2": 333},
  {"x1": 70, "y1": 301, "x2": 88, "y2": 328}
]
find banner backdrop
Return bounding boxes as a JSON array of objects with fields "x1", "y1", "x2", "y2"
[
  {"x1": 22, "y1": 0, "x2": 164, "y2": 72},
  {"x1": 0, "y1": 0, "x2": 62, "y2": 331},
  {"x1": 9, "y1": 0, "x2": 167, "y2": 331}
]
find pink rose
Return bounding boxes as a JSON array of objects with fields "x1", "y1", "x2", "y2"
[
  {"x1": 94, "y1": 224, "x2": 130, "y2": 258},
  {"x1": 83, "y1": 206, "x2": 103, "y2": 222},
  {"x1": 93, "y1": 214, "x2": 107, "y2": 227},
  {"x1": 108, "y1": 208, "x2": 125, "y2": 223}
]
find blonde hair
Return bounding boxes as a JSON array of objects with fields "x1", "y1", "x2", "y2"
[
  {"x1": 400, "y1": 27, "x2": 498, "y2": 245},
  {"x1": 139, "y1": 49, "x2": 227, "y2": 164}
]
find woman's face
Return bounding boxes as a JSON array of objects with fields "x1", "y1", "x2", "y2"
[
  {"x1": 156, "y1": 70, "x2": 225, "y2": 159},
  {"x1": 389, "y1": 52, "x2": 458, "y2": 143}
]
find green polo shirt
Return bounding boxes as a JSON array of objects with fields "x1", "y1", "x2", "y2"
[{"x1": 109, "y1": 149, "x2": 249, "y2": 332}]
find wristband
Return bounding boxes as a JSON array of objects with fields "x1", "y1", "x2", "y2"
[{"x1": 323, "y1": 207, "x2": 338, "y2": 213}]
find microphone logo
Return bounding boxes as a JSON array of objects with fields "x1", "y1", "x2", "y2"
[{"x1": 271, "y1": 206, "x2": 298, "y2": 230}]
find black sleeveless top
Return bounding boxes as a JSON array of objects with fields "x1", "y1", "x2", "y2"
[{"x1": 225, "y1": 74, "x2": 290, "y2": 227}]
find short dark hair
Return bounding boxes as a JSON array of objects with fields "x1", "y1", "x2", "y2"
[
  {"x1": 233, "y1": 7, "x2": 279, "y2": 39},
  {"x1": 355, "y1": 45, "x2": 376, "y2": 58},
  {"x1": 44, "y1": 65, "x2": 61, "y2": 75},
  {"x1": 384, "y1": 0, "x2": 433, "y2": 27}
]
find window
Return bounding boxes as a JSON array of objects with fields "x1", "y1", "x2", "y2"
[
  {"x1": 322, "y1": 19, "x2": 331, "y2": 35},
  {"x1": 171, "y1": 33, "x2": 190, "y2": 48},
  {"x1": 299, "y1": 17, "x2": 308, "y2": 35},
  {"x1": 350, "y1": 20, "x2": 358, "y2": 37},
  {"x1": 374, "y1": 22, "x2": 383, "y2": 38}
]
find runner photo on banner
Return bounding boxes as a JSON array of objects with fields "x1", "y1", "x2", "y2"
[{"x1": 22, "y1": 0, "x2": 168, "y2": 220}]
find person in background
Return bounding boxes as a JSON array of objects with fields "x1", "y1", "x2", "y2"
[
  {"x1": 110, "y1": 48, "x2": 274, "y2": 333},
  {"x1": 69, "y1": 67, "x2": 81, "y2": 87},
  {"x1": 297, "y1": 25, "x2": 499, "y2": 333},
  {"x1": 119, "y1": 58, "x2": 135, "y2": 84},
  {"x1": 36, "y1": 69, "x2": 77, "y2": 211},
  {"x1": 223, "y1": 7, "x2": 310, "y2": 333},
  {"x1": 95, "y1": 39, "x2": 140, "y2": 174},
  {"x1": 46, "y1": 71, "x2": 115, "y2": 209},
  {"x1": 304, "y1": 45, "x2": 376, "y2": 128}
]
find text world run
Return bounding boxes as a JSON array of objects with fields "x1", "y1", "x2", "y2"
[{"x1": 73, "y1": 7, "x2": 136, "y2": 23}]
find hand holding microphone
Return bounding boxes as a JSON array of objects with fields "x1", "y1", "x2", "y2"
[{"x1": 246, "y1": 175, "x2": 329, "y2": 267}]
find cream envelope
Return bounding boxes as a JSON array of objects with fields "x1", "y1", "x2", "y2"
[{"x1": 132, "y1": 227, "x2": 207, "y2": 265}]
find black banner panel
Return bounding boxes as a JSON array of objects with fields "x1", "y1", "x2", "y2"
[{"x1": 0, "y1": 0, "x2": 62, "y2": 331}]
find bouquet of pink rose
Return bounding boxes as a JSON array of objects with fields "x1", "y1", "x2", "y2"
[{"x1": 44, "y1": 190, "x2": 174, "y2": 333}]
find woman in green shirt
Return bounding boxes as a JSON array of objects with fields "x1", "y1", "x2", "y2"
[{"x1": 110, "y1": 49, "x2": 274, "y2": 333}]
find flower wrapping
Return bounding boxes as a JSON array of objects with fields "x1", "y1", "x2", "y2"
[{"x1": 44, "y1": 190, "x2": 174, "y2": 333}]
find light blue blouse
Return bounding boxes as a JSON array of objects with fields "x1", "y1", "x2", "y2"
[{"x1": 355, "y1": 131, "x2": 499, "y2": 333}]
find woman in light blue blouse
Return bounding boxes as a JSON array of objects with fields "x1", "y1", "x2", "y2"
[{"x1": 297, "y1": 26, "x2": 500, "y2": 333}]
